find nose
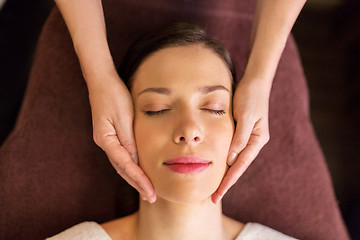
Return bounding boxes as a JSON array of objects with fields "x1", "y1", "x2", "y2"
[{"x1": 173, "y1": 112, "x2": 203, "y2": 145}]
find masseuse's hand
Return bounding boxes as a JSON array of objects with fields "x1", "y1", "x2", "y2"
[
  {"x1": 88, "y1": 73, "x2": 156, "y2": 203},
  {"x1": 212, "y1": 77, "x2": 270, "y2": 204}
]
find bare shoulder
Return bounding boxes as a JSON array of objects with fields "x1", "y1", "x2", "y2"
[
  {"x1": 101, "y1": 212, "x2": 138, "y2": 240},
  {"x1": 222, "y1": 215, "x2": 245, "y2": 240}
]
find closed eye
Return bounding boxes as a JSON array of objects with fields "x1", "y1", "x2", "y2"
[
  {"x1": 144, "y1": 109, "x2": 170, "y2": 116},
  {"x1": 201, "y1": 109, "x2": 226, "y2": 115}
]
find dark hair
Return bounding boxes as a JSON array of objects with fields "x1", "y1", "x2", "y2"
[{"x1": 118, "y1": 22, "x2": 235, "y2": 89}]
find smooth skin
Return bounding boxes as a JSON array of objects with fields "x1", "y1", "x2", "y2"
[
  {"x1": 55, "y1": 0, "x2": 307, "y2": 203},
  {"x1": 102, "y1": 44, "x2": 244, "y2": 240}
]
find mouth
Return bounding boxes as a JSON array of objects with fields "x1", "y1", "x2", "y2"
[{"x1": 163, "y1": 156, "x2": 211, "y2": 174}]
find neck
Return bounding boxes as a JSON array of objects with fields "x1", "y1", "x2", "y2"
[{"x1": 135, "y1": 197, "x2": 226, "y2": 240}]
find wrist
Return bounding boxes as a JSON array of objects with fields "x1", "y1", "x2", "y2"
[
  {"x1": 78, "y1": 51, "x2": 116, "y2": 80},
  {"x1": 86, "y1": 69, "x2": 125, "y2": 95},
  {"x1": 73, "y1": 35, "x2": 117, "y2": 85},
  {"x1": 239, "y1": 72, "x2": 273, "y2": 97},
  {"x1": 242, "y1": 50, "x2": 279, "y2": 83},
  {"x1": 78, "y1": 51, "x2": 120, "y2": 90}
]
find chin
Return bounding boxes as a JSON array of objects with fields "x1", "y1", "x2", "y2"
[
  {"x1": 158, "y1": 186, "x2": 214, "y2": 204},
  {"x1": 154, "y1": 172, "x2": 224, "y2": 204}
]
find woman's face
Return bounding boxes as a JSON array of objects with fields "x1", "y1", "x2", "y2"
[{"x1": 131, "y1": 44, "x2": 234, "y2": 203}]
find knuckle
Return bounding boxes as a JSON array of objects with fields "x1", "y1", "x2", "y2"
[
  {"x1": 122, "y1": 163, "x2": 146, "y2": 186},
  {"x1": 110, "y1": 159, "x2": 122, "y2": 172},
  {"x1": 112, "y1": 160, "x2": 125, "y2": 176},
  {"x1": 120, "y1": 139, "x2": 135, "y2": 150},
  {"x1": 121, "y1": 158, "x2": 136, "y2": 175},
  {"x1": 234, "y1": 139, "x2": 247, "y2": 150},
  {"x1": 117, "y1": 163, "x2": 127, "y2": 175},
  {"x1": 133, "y1": 171, "x2": 147, "y2": 184}
]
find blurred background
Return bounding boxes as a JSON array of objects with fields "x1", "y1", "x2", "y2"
[{"x1": 0, "y1": 0, "x2": 359, "y2": 238}]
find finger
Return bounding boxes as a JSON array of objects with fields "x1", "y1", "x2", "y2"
[
  {"x1": 112, "y1": 119, "x2": 155, "y2": 200},
  {"x1": 114, "y1": 117, "x2": 139, "y2": 164},
  {"x1": 102, "y1": 136, "x2": 156, "y2": 203},
  {"x1": 212, "y1": 133, "x2": 268, "y2": 204},
  {"x1": 227, "y1": 116, "x2": 255, "y2": 165},
  {"x1": 107, "y1": 156, "x2": 148, "y2": 197},
  {"x1": 107, "y1": 154, "x2": 156, "y2": 203}
]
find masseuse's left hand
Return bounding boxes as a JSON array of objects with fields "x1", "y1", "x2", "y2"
[
  {"x1": 212, "y1": 77, "x2": 270, "y2": 204},
  {"x1": 210, "y1": 0, "x2": 306, "y2": 204}
]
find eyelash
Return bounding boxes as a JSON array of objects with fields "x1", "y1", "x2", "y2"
[
  {"x1": 144, "y1": 109, "x2": 170, "y2": 116},
  {"x1": 204, "y1": 109, "x2": 226, "y2": 115},
  {"x1": 144, "y1": 109, "x2": 225, "y2": 116}
]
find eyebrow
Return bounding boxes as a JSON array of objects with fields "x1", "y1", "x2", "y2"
[
  {"x1": 138, "y1": 87, "x2": 171, "y2": 96},
  {"x1": 138, "y1": 85, "x2": 229, "y2": 96},
  {"x1": 199, "y1": 85, "x2": 230, "y2": 94}
]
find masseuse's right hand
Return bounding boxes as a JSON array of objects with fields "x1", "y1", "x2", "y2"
[
  {"x1": 55, "y1": 0, "x2": 156, "y2": 203},
  {"x1": 87, "y1": 72, "x2": 156, "y2": 203}
]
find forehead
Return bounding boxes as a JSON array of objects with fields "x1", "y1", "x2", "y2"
[{"x1": 131, "y1": 45, "x2": 233, "y2": 94}]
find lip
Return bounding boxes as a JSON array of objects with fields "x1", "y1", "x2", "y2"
[{"x1": 163, "y1": 156, "x2": 211, "y2": 174}]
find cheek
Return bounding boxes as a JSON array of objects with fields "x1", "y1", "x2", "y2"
[
  {"x1": 203, "y1": 117, "x2": 234, "y2": 184},
  {"x1": 209, "y1": 117, "x2": 234, "y2": 177},
  {"x1": 207, "y1": 117, "x2": 234, "y2": 155},
  {"x1": 134, "y1": 118, "x2": 169, "y2": 174},
  {"x1": 134, "y1": 119, "x2": 154, "y2": 162},
  {"x1": 134, "y1": 119, "x2": 154, "y2": 184}
]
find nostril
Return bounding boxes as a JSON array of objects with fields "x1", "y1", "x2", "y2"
[{"x1": 176, "y1": 136, "x2": 200, "y2": 143}]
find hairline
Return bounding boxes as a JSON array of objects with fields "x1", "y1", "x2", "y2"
[{"x1": 129, "y1": 42, "x2": 234, "y2": 90}]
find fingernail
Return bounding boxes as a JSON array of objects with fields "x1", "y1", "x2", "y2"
[
  {"x1": 227, "y1": 152, "x2": 237, "y2": 166},
  {"x1": 147, "y1": 193, "x2": 156, "y2": 204},
  {"x1": 131, "y1": 153, "x2": 138, "y2": 164},
  {"x1": 214, "y1": 193, "x2": 223, "y2": 204}
]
